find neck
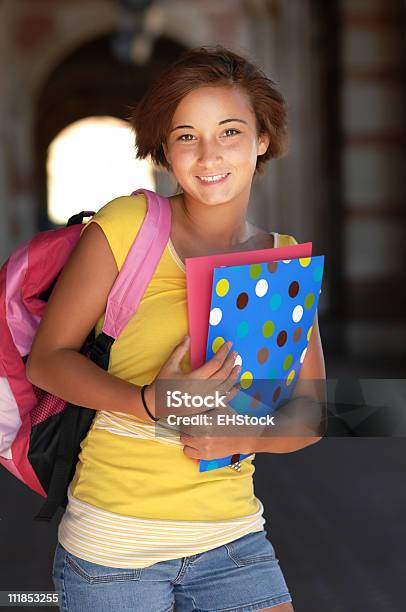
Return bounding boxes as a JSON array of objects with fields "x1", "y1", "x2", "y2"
[{"x1": 172, "y1": 187, "x2": 252, "y2": 249}]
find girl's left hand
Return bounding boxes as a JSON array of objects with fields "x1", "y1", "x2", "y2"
[
  {"x1": 178, "y1": 404, "x2": 263, "y2": 460},
  {"x1": 180, "y1": 432, "x2": 254, "y2": 461}
]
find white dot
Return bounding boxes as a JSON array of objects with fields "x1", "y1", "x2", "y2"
[
  {"x1": 234, "y1": 354, "x2": 242, "y2": 367},
  {"x1": 300, "y1": 347, "x2": 307, "y2": 363},
  {"x1": 282, "y1": 259, "x2": 291, "y2": 264},
  {"x1": 255, "y1": 279, "x2": 268, "y2": 297},
  {"x1": 209, "y1": 307, "x2": 222, "y2": 326},
  {"x1": 292, "y1": 305, "x2": 303, "y2": 323}
]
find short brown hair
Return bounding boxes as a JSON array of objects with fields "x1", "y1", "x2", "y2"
[{"x1": 130, "y1": 45, "x2": 289, "y2": 176}]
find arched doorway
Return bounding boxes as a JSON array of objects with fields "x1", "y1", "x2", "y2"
[
  {"x1": 35, "y1": 33, "x2": 186, "y2": 229},
  {"x1": 46, "y1": 116, "x2": 155, "y2": 225}
]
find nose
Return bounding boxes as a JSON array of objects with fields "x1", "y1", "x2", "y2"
[{"x1": 197, "y1": 138, "x2": 223, "y2": 168}]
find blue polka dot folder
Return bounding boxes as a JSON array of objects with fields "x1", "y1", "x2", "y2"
[{"x1": 199, "y1": 255, "x2": 324, "y2": 472}]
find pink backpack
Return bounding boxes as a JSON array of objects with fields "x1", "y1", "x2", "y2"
[{"x1": 0, "y1": 188, "x2": 171, "y2": 521}]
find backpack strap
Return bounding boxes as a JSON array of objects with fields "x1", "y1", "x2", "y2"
[
  {"x1": 34, "y1": 189, "x2": 172, "y2": 521},
  {"x1": 102, "y1": 188, "x2": 172, "y2": 339}
]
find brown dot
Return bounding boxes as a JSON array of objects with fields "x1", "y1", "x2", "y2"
[
  {"x1": 288, "y1": 281, "x2": 299, "y2": 298},
  {"x1": 231, "y1": 454, "x2": 241, "y2": 464},
  {"x1": 267, "y1": 262, "x2": 278, "y2": 273},
  {"x1": 251, "y1": 392, "x2": 261, "y2": 408},
  {"x1": 277, "y1": 330, "x2": 287, "y2": 347},
  {"x1": 273, "y1": 386, "x2": 281, "y2": 402},
  {"x1": 293, "y1": 327, "x2": 302, "y2": 342},
  {"x1": 257, "y1": 347, "x2": 269, "y2": 364},
  {"x1": 236, "y1": 292, "x2": 249, "y2": 309}
]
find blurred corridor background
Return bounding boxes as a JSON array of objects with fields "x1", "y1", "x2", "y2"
[{"x1": 0, "y1": 1, "x2": 405, "y2": 611}]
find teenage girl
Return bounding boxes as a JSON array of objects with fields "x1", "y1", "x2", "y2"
[{"x1": 28, "y1": 45, "x2": 325, "y2": 612}]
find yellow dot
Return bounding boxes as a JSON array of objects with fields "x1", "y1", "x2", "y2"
[
  {"x1": 212, "y1": 336, "x2": 225, "y2": 353},
  {"x1": 299, "y1": 257, "x2": 311, "y2": 267},
  {"x1": 240, "y1": 371, "x2": 253, "y2": 389},
  {"x1": 286, "y1": 370, "x2": 296, "y2": 386},
  {"x1": 307, "y1": 326, "x2": 313, "y2": 341},
  {"x1": 216, "y1": 278, "x2": 229, "y2": 297}
]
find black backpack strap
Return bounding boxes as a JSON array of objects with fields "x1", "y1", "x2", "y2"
[
  {"x1": 33, "y1": 333, "x2": 113, "y2": 522},
  {"x1": 33, "y1": 404, "x2": 95, "y2": 521},
  {"x1": 88, "y1": 332, "x2": 115, "y2": 369},
  {"x1": 67, "y1": 211, "x2": 95, "y2": 227}
]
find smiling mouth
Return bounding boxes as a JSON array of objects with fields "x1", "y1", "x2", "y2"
[{"x1": 196, "y1": 173, "x2": 230, "y2": 184}]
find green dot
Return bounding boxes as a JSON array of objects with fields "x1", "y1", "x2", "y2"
[
  {"x1": 304, "y1": 293, "x2": 315, "y2": 309},
  {"x1": 237, "y1": 321, "x2": 250, "y2": 338},
  {"x1": 250, "y1": 264, "x2": 262, "y2": 279},
  {"x1": 283, "y1": 354, "x2": 293, "y2": 370},
  {"x1": 262, "y1": 320, "x2": 275, "y2": 338}
]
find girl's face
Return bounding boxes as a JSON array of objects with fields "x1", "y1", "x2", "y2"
[{"x1": 163, "y1": 85, "x2": 269, "y2": 206}]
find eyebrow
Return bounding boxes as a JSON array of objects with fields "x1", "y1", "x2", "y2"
[{"x1": 169, "y1": 118, "x2": 248, "y2": 133}]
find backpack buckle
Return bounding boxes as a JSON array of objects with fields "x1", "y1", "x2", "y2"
[{"x1": 89, "y1": 332, "x2": 115, "y2": 369}]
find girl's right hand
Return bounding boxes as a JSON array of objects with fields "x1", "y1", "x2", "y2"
[{"x1": 144, "y1": 336, "x2": 242, "y2": 419}]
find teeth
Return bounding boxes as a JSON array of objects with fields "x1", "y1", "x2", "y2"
[{"x1": 198, "y1": 174, "x2": 228, "y2": 182}]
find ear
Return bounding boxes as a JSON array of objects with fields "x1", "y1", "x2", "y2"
[{"x1": 257, "y1": 132, "x2": 270, "y2": 156}]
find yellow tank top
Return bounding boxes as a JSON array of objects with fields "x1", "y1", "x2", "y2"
[
  {"x1": 71, "y1": 194, "x2": 295, "y2": 521},
  {"x1": 58, "y1": 193, "x2": 298, "y2": 567}
]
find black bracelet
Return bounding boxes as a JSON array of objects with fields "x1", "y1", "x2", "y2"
[{"x1": 141, "y1": 384, "x2": 159, "y2": 422}]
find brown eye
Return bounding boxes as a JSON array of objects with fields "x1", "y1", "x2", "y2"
[{"x1": 178, "y1": 134, "x2": 195, "y2": 141}]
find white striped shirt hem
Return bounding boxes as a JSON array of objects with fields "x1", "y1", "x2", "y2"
[
  {"x1": 58, "y1": 486, "x2": 266, "y2": 568},
  {"x1": 93, "y1": 411, "x2": 182, "y2": 446}
]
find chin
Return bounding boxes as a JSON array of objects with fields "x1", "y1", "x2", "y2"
[{"x1": 200, "y1": 196, "x2": 232, "y2": 207}]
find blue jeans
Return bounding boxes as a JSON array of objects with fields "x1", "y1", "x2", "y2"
[{"x1": 52, "y1": 531, "x2": 292, "y2": 611}]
